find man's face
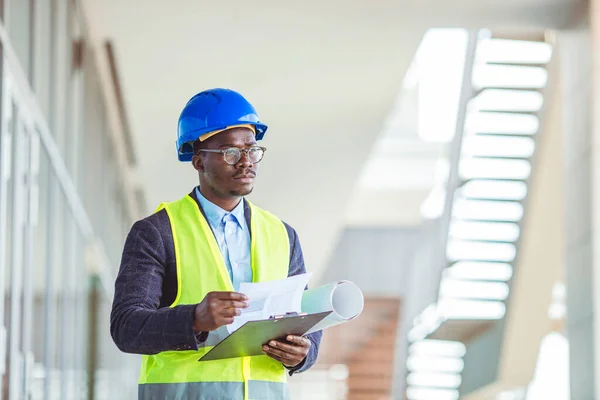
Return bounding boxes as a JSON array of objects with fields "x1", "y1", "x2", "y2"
[{"x1": 192, "y1": 127, "x2": 260, "y2": 198}]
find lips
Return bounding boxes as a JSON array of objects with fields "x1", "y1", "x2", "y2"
[
  {"x1": 233, "y1": 171, "x2": 256, "y2": 179},
  {"x1": 233, "y1": 172, "x2": 256, "y2": 182}
]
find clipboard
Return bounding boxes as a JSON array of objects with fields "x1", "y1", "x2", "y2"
[{"x1": 198, "y1": 311, "x2": 331, "y2": 362}]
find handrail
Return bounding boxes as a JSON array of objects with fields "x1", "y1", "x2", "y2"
[{"x1": 435, "y1": 30, "x2": 481, "y2": 302}]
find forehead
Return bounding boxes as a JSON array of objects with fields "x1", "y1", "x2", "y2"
[{"x1": 209, "y1": 128, "x2": 256, "y2": 146}]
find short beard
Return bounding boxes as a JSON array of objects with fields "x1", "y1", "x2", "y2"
[
  {"x1": 204, "y1": 174, "x2": 254, "y2": 198},
  {"x1": 229, "y1": 186, "x2": 253, "y2": 197}
]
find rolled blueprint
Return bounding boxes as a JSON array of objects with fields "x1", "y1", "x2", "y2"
[{"x1": 301, "y1": 281, "x2": 364, "y2": 334}]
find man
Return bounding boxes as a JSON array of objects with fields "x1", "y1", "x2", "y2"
[{"x1": 110, "y1": 88, "x2": 322, "y2": 400}]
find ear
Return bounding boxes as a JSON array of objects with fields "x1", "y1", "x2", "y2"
[{"x1": 192, "y1": 154, "x2": 205, "y2": 172}]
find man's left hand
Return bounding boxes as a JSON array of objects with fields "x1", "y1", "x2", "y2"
[{"x1": 262, "y1": 335, "x2": 311, "y2": 368}]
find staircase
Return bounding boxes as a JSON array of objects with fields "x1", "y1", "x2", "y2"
[
  {"x1": 405, "y1": 31, "x2": 554, "y2": 399},
  {"x1": 346, "y1": 318, "x2": 398, "y2": 400},
  {"x1": 289, "y1": 298, "x2": 401, "y2": 400}
]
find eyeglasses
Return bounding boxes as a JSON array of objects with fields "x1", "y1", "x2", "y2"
[{"x1": 196, "y1": 146, "x2": 267, "y2": 165}]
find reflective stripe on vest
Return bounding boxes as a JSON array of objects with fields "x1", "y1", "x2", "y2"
[
  {"x1": 138, "y1": 381, "x2": 290, "y2": 400},
  {"x1": 138, "y1": 195, "x2": 290, "y2": 400}
]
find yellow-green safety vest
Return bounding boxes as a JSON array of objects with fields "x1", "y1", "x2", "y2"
[{"x1": 138, "y1": 194, "x2": 291, "y2": 400}]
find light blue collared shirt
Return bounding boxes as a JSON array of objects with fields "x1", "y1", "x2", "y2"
[{"x1": 195, "y1": 187, "x2": 252, "y2": 291}]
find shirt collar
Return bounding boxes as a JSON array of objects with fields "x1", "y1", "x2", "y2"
[{"x1": 195, "y1": 187, "x2": 245, "y2": 228}]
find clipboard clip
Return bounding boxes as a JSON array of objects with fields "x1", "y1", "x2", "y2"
[{"x1": 269, "y1": 312, "x2": 307, "y2": 320}]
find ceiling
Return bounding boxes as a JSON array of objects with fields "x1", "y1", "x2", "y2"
[{"x1": 82, "y1": 0, "x2": 579, "y2": 282}]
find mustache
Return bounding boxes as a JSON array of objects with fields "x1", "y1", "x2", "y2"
[{"x1": 233, "y1": 171, "x2": 256, "y2": 178}]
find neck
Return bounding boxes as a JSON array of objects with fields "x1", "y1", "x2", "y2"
[{"x1": 198, "y1": 185, "x2": 241, "y2": 212}]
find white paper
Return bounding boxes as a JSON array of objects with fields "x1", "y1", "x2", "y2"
[
  {"x1": 301, "y1": 281, "x2": 364, "y2": 334},
  {"x1": 227, "y1": 272, "x2": 312, "y2": 333}
]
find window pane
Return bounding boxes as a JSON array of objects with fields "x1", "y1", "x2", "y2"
[
  {"x1": 9, "y1": 0, "x2": 32, "y2": 80},
  {"x1": 51, "y1": 0, "x2": 70, "y2": 152},
  {"x1": 32, "y1": 142, "x2": 50, "y2": 397},
  {"x1": 3, "y1": 101, "x2": 17, "y2": 385},
  {"x1": 33, "y1": 0, "x2": 53, "y2": 119}
]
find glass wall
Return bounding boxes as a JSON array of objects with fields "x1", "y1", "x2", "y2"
[{"x1": 0, "y1": 0, "x2": 140, "y2": 399}]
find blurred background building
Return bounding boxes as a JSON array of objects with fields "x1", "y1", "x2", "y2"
[{"x1": 0, "y1": 0, "x2": 598, "y2": 399}]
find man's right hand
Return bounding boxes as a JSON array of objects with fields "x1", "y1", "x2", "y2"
[{"x1": 194, "y1": 291, "x2": 249, "y2": 332}]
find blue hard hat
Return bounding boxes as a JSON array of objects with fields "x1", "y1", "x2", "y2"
[{"x1": 176, "y1": 88, "x2": 268, "y2": 162}]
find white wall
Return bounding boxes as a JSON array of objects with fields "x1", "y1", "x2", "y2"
[{"x1": 559, "y1": 24, "x2": 595, "y2": 400}]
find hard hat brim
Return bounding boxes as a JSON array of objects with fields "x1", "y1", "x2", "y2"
[{"x1": 177, "y1": 122, "x2": 268, "y2": 162}]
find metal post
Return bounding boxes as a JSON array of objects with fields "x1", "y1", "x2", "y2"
[
  {"x1": 0, "y1": 40, "x2": 7, "y2": 400},
  {"x1": 86, "y1": 275, "x2": 99, "y2": 400},
  {"x1": 21, "y1": 126, "x2": 39, "y2": 399},
  {"x1": 8, "y1": 104, "x2": 25, "y2": 400}
]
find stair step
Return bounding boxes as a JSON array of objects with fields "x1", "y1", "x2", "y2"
[
  {"x1": 452, "y1": 217, "x2": 520, "y2": 225},
  {"x1": 490, "y1": 31, "x2": 547, "y2": 43},
  {"x1": 359, "y1": 340, "x2": 398, "y2": 352},
  {"x1": 462, "y1": 197, "x2": 525, "y2": 203},
  {"x1": 316, "y1": 298, "x2": 401, "y2": 366},
  {"x1": 486, "y1": 61, "x2": 548, "y2": 68},
  {"x1": 448, "y1": 238, "x2": 516, "y2": 245},
  {"x1": 475, "y1": 87, "x2": 542, "y2": 93},
  {"x1": 364, "y1": 332, "x2": 398, "y2": 341},
  {"x1": 462, "y1": 177, "x2": 528, "y2": 183},
  {"x1": 472, "y1": 132, "x2": 535, "y2": 138},
  {"x1": 470, "y1": 155, "x2": 531, "y2": 161},
  {"x1": 347, "y1": 391, "x2": 392, "y2": 400},
  {"x1": 477, "y1": 109, "x2": 538, "y2": 116},
  {"x1": 350, "y1": 363, "x2": 394, "y2": 377},
  {"x1": 349, "y1": 350, "x2": 395, "y2": 363},
  {"x1": 474, "y1": 87, "x2": 540, "y2": 93},
  {"x1": 448, "y1": 259, "x2": 511, "y2": 266},
  {"x1": 347, "y1": 376, "x2": 392, "y2": 391}
]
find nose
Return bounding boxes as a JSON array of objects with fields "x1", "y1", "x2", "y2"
[{"x1": 236, "y1": 151, "x2": 253, "y2": 168}]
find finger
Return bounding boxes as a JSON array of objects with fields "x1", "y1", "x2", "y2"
[
  {"x1": 213, "y1": 291, "x2": 248, "y2": 301},
  {"x1": 217, "y1": 316, "x2": 235, "y2": 326},
  {"x1": 267, "y1": 340, "x2": 305, "y2": 356},
  {"x1": 266, "y1": 344, "x2": 304, "y2": 366},
  {"x1": 220, "y1": 300, "x2": 249, "y2": 309},
  {"x1": 285, "y1": 335, "x2": 311, "y2": 348},
  {"x1": 263, "y1": 345, "x2": 293, "y2": 360},
  {"x1": 263, "y1": 346, "x2": 296, "y2": 365},
  {"x1": 218, "y1": 308, "x2": 242, "y2": 318},
  {"x1": 263, "y1": 350, "x2": 287, "y2": 364},
  {"x1": 266, "y1": 352, "x2": 295, "y2": 367}
]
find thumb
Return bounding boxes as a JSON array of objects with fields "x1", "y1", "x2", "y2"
[{"x1": 286, "y1": 335, "x2": 310, "y2": 347}]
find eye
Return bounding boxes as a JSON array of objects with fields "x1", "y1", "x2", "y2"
[{"x1": 224, "y1": 148, "x2": 239, "y2": 157}]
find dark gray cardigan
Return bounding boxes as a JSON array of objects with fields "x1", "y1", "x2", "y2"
[{"x1": 110, "y1": 189, "x2": 321, "y2": 374}]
